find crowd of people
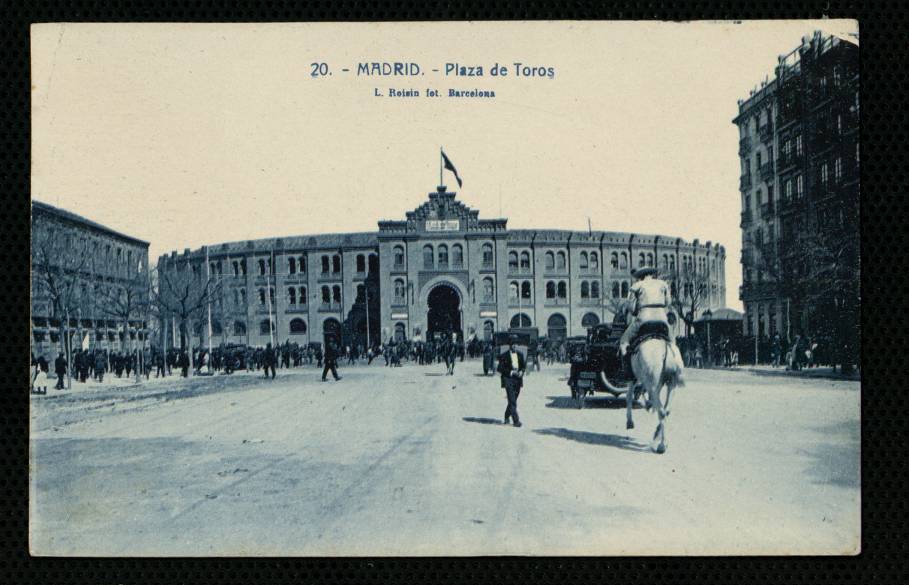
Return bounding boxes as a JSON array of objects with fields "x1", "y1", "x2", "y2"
[{"x1": 678, "y1": 331, "x2": 843, "y2": 372}]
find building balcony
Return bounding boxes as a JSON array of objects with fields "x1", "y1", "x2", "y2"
[
  {"x1": 759, "y1": 122, "x2": 774, "y2": 144},
  {"x1": 740, "y1": 210, "x2": 753, "y2": 227},
  {"x1": 759, "y1": 162, "x2": 775, "y2": 183},
  {"x1": 738, "y1": 137, "x2": 752, "y2": 157},
  {"x1": 739, "y1": 281, "x2": 778, "y2": 300},
  {"x1": 740, "y1": 174, "x2": 752, "y2": 191}
]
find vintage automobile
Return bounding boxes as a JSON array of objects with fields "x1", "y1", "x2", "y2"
[{"x1": 567, "y1": 316, "x2": 637, "y2": 408}]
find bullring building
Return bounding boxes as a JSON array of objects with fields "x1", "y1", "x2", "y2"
[{"x1": 160, "y1": 185, "x2": 727, "y2": 348}]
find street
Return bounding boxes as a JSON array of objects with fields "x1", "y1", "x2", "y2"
[{"x1": 29, "y1": 361, "x2": 860, "y2": 556}]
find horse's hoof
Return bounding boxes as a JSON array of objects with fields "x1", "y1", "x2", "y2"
[
  {"x1": 655, "y1": 443, "x2": 666, "y2": 454},
  {"x1": 626, "y1": 420, "x2": 634, "y2": 430}
]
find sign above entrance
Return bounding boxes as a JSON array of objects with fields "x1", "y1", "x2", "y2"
[
  {"x1": 479, "y1": 311, "x2": 497, "y2": 318},
  {"x1": 391, "y1": 312, "x2": 409, "y2": 320},
  {"x1": 425, "y1": 219, "x2": 460, "y2": 232}
]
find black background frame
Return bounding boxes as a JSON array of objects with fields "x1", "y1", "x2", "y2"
[{"x1": 2, "y1": 1, "x2": 903, "y2": 583}]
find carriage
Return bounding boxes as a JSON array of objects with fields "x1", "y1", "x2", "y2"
[
  {"x1": 567, "y1": 316, "x2": 638, "y2": 408},
  {"x1": 482, "y1": 328, "x2": 538, "y2": 375}
]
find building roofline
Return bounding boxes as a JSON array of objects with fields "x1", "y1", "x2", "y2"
[{"x1": 32, "y1": 200, "x2": 150, "y2": 247}]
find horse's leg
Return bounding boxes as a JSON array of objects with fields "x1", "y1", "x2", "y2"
[
  {"x1": 650, "y1": 381, "x2": 667, "y2": 454},
  {"x1": 625, "y1": 378, "x2": 635, "y2": 430}
]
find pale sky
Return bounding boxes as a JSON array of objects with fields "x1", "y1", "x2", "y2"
[{"x1": 31, "y1": 20, "x2": 858, "y2": 310}]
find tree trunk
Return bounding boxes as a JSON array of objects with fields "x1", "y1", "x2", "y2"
[
  {"x1": 63, "y1": 309, "x2": 72, "y2": 390},
  {"x1": 186, "y1": 317, "x2": 194, "y2": 378}
]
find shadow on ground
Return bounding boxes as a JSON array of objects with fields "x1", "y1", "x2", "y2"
[
  {"x1": 462, "y1": 416, "x2": 505, "y2": 426},
  {"x1": 545, "y1": 395, "x2": 639, "y2": 410},
  {"x1": 534, "y1": 427, "x2": 650, "y2": 452}
]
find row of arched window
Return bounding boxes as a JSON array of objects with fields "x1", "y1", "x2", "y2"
[
  {"x1": 504, "y1": 312, "x2": 601, "y2": 339},
  {"x1": 422, "y1": 244, "x2": 465, "y2": 270}
]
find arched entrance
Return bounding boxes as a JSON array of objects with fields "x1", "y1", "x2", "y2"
[
  {"x1": 547, "y1": 313, "x2": 567, "y2": 341},
  {"x1": 427, "y1": 283, "x2": 461, "y2": 341}
]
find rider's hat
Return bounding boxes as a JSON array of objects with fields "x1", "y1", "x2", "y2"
[{"x1": 632, "y1": 266, "x2": 658, "y2": 279}]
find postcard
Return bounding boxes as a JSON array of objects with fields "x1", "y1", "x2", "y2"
[{"x1": 29, "y1": 20, "x2": 860, "y2": 556}]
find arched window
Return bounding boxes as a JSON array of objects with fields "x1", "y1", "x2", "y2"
[
  {"x1": 579, "y1": 252, "x2": 589, "y2": 271},
  {"x1": 669, "y1": 256, "x2": 676, "y2": 271},
  {"x1": 482, "y1": 243, "x2": 494, "y2": 266},
  {"x1": 260, "y1": 319, "x2": 274, "y2": 335},
  {"x1": 269, "y1": 287, "x2": 276, "y2": 306},
  {"x1": 521, "y1": 281, "x2": 531, "y2": 300},
  {"x1": 234, "y1": 320, "x2": 246, "y2": 336},
  {"x1": 508, "y1": 251, "x2": 519, "y2": 271},
  {"x1": 483, "y1": 320, "x2": 495, "y2": 341},
  {"x1": 299, "y1": 287, "x2": 307, "y2": 305},
  {"x1": 240, "y1": 258, "x2": 247, "y2": 275},
  {"x1": 211, "y1": 320, "x2": 223, "y2": 336},
  {"x1": 520, "y1": 251, "x2": 531, "y2": 271},
  {"x1": 452, "y1": 244, "x2": 463, "y2": 268},
  {"x1": 638, "y1": 253, "x2": 646, "y2": 267},
  {"x1": 647, "y1": 253, "x2": 654, "y2": 267},
  {"x1": 240, "y1": 289, "x2": 247, "y2": 304},
  {"x1": 321, "y1": 255, "x2": 330, "y2": 274},
  {"x1": 299, "y1": 255, "x2": 307, "y2": 273},
  {"x1": 332, "y1": 255, "x2": 341, "y2": 273},
  {"x1": 612, "y1": 282, "x2": 620, "y2": 298},
  {"x1": 394, "y1": 322, "x2": 406, "y2": 342},
  {"x1": 546, "y1": 281, "x2": 556, "y2": 299},
  {"x1": 287, "y1": 287, "x2": 296, "y2": 305},
  {"x1": 557, "y1": 281, "x2": 567, "y2": 299},
  {"x1": 356, "y1": 254, "x2": 366, "y2": 273},
  {"x1": 393, "y1": 278, "x2": 405, "y2": 303},
  {"x1": 621, "y1": 281, "x2": 629, "y2": 297},
  {"x1": 258, "y1": 288, "x2": 266, "y2": 306},
  {"x1": 423, "y1": 245, "x2": 434, "y2": 269},
  {"x1": 438, "y1": 244, "x2": 449, "y2": 269},
  {"x1": 288, "y1": 257, "x2": 296, "y2": 274},
  {"x1": 582, "y1": 313, "x2": 600, "y2": 328},
  {"x1": 289, "y1": 318, "x2": 307, "y2": 335},
  {"x1": 321, "y1": 285, "x2": 331, "y2": 304},
  {"x1": 590, "y1": 252, "x2": 599, "y2": 270},
  {"x1": 556, "y1": 251, "x2": 567, "y2": 270},
  {"x1": 510, "y1": 313, "x2": 532, "y2": 328},
  {"x1": 332, "y1": 285, "x2": 342, "y2": 303},
  {"x1": 482, "y1": 277, "x2": 495, "y2": 302},
  {"x1": 662, "y1": 254, "x2": 669, "y2": 268},
  {"x1": 232, "y1": 261, "x2": 239, "y2": 276},
  {"x1": 547, "y1": 314, "x2": 567, "y2": 340},
  {"x1": 258, "y1": 259, "x2": 267, "y2": 275},
  {"x1": 581, "y1": 281, "x2": 590, "y2": 298},
  {"x1": 591, "y1": 281, "x2": 600, "y2": 299},
  {"x1": 620, "y1": 252, "x2": 628, "y2": 269},
  {"x1": 509, "y1": 281, "x2": 519, "y2": 300},
  {"x1": 545, "y1": 251, "x2": 555, "y2": 271},
  {"x1": 611, "y1": 252, "x2": 619, "y2": 269},
  {"x1": 393, "y1": 245, "x2": 405, "y2": 268}
]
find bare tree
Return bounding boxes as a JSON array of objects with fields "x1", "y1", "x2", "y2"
[
  {"x1": 665, "y1": 264, "x2": 711, "y2": 338},
  {"x1": 32, "y1": 225, "x2": 92, "y2": 390},
  {"x1": 95, "y1": 262, "x2": 151, "y2": 382},
  {"x1": 153, "y1": 257, "x2": 222, "y2": 377}
]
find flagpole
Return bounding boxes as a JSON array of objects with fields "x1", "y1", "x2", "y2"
[
  {"x1": 439, "y1": 147, "x2": 443, "y2": 187},
  {"x1": 205, "y1": 247, "x2": 213, "y2": 373}
]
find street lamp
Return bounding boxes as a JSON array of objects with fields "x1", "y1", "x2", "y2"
[{"x1": 703, "y1": 309, "x2": 713, "y2": 366}]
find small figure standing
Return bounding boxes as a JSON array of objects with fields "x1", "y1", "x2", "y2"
[
  {"x1": 322, "y1": 339, "x2": 342, "y2": 382},
  {"x1": 54, "y1": 352, "x2": 67, "y2": 390}
]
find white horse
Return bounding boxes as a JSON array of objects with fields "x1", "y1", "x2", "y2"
[{"x1": 625, "y1": 338, "x2": 685, "y2": 454}]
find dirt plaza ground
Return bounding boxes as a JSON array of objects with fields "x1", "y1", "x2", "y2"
[{"x1": 29, "y1": 360, "x2": 860, "y2": 556}]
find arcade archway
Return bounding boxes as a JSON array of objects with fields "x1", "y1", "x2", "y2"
[{"x1": 426, "y1": 283, "x2": 461, "y2": 341}]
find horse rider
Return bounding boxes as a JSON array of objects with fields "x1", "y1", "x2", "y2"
[{"x1": 619, "y1": 266, "x2": 672, "y2": 359}]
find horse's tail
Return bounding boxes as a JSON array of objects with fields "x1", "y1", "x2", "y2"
[{"x1": 661, "y1": 341, "x2": 685, "y2": 389}]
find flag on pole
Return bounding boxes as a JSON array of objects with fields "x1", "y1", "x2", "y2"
[{"x1": 441, "y1": 149, "x2": 463, "y2": 188}]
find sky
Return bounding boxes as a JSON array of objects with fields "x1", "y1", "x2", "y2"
[{"x1": 31, "y1": 20, "x2": 858, "y2": 310}]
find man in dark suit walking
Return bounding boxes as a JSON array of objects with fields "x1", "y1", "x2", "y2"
[
  {"x1": 263, "y1": 342, "x2": 277, "y2": 379},
  {"x1": 54, "y1": 352, "x2": 67, "y2": 390},
  {"x1": 497, "y1": 337, "x2": 526, "y2": 427},
  {"x1": 322, "y1": 338, "x2": 342, "y2": 382}
]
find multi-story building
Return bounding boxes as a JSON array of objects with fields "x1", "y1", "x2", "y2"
[
  {"x1": 30, "y1": 200, "x2": 151, "y2": 360},
  {"x1": 161, "y1": 184, "x2": 727, "y2": 349},
  {"x1": 734, "y1": 31, "x2": 859, "y2": 342}
]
